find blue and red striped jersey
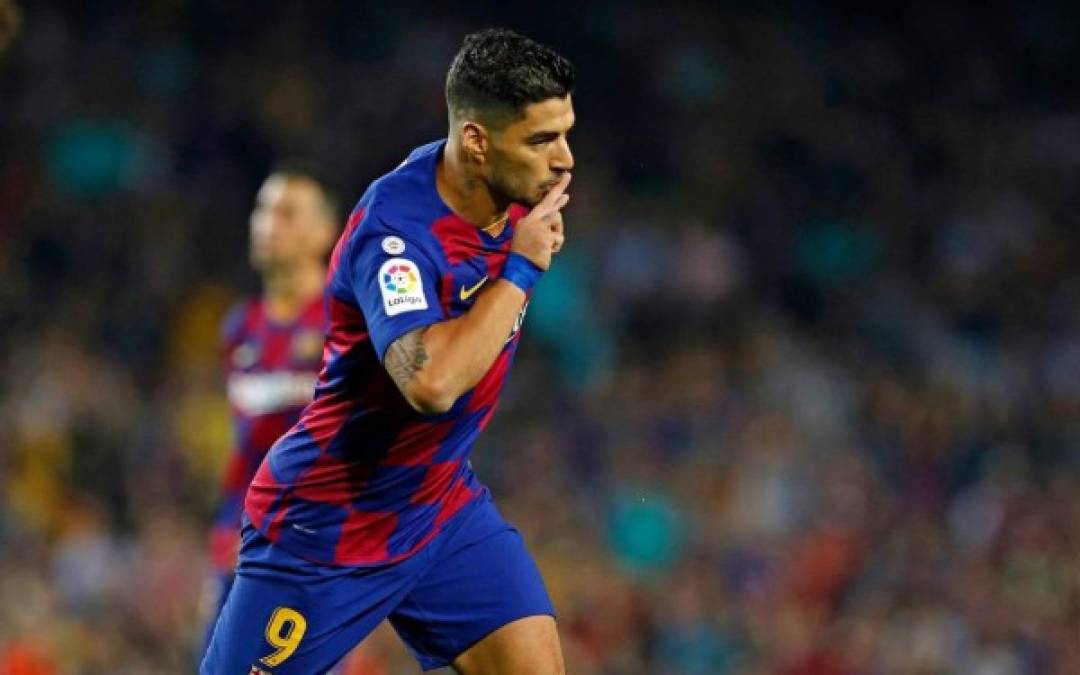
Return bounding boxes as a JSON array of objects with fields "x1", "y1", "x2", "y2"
[
  {"x1": 210, "y1": 295, "x2": 326, "y2": 573},
  {"x1": 245, "y1": 140, "x2": 531, "y2": 566}
]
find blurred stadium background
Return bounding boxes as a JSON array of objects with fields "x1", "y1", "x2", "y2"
[{"x1": 2, "y1": 1, "x2": 1079, "y2": 673}]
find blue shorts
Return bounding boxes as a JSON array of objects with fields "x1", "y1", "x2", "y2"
[{"x1": 200, "y1": 493, "x2": 554, "y2": 674}]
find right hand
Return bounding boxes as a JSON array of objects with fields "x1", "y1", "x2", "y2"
[{"x1": 510, "y1": 172, "x2": 571, "y2": 271}]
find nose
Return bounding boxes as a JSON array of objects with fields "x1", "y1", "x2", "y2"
[{"x1": 552, "y1": 136, "x2": 574, "y2": 173}]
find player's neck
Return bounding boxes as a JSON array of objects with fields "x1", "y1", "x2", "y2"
[
  {"x1": 437, "y1": 139, "x2": 509, "y2": 232},
  {"x1": 262, "y1": 262, "x2": 324, "y2": 323}
]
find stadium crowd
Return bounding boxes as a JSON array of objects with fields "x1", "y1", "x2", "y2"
[{"x1": 1, "y1": 2, "x2": 1078, "y2": 673}]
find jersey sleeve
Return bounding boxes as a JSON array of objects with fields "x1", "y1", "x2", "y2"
[
  {"x1": 220, "y1": 302, "x2": 249, "y2": 347},
  {"x1": 349, "y1": 224, "x2": 446, "y2": 362}
]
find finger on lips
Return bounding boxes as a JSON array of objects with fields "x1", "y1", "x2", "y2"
[{"x1": 542, "y1": 174, "x2": 572, "y2": 205}]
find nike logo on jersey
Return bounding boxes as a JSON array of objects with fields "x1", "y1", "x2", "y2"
[{"x1": 459, "y1": 275, "x2": 489, "y2": 302}]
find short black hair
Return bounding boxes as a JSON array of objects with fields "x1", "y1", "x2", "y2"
[
  {"x1": 269, "y1": 161, "x2": 341, "y2": 225},
  {"x1": 446, "y1": 28, "x2": 575, "y2": 128}
]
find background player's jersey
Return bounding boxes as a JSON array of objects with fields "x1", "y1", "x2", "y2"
[
  {"x1": 246, "y1": 140, "x2": 531, "y2": 566},
  {"x1": 209, "y1": 296, "x2": 326, "y2": 573}
]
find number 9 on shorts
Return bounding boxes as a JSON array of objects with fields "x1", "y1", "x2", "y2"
[{"x1": 261, "y1": 607, "x2": 307, "y2": 667}]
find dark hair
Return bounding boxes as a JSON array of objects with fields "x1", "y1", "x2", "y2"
[
  {"x1": 446, "y1": 28, "x2": 575, "y2": 127},
  {"x1": 269, "y1": 161, "x2": 341, "y2": 225}
]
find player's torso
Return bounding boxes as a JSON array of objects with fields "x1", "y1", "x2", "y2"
[
  {"x1": 224, "y1": 297, "x2": 325, "y2": 479},
  {"x1": 315, "y1": 204, "x2": 529, "y2": 462},
  {"x1": 305, "y1": 151, "x2": 532, "y2": 467},
  {"x1": 246, "y1": 142, "x2": 531, "y2": 565}
]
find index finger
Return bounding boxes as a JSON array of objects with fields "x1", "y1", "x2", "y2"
[{"x1": 538, "y1": 172, "x2": 572, "y2": 209}]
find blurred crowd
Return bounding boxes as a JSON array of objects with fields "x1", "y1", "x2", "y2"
[{"x1": 2, "y1": 1, "x2": 1079, "y2": 673}]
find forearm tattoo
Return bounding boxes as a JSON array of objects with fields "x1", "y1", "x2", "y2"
[{"x1": 384, "y1": 327, "x2": 429, "y2": 393}]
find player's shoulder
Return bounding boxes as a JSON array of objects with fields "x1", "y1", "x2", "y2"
[
  {"x1": 355, "y1": 140, "x2": 449, "y2": 244},
  {"x1": 221, "y1": 297, "x2": 261, "y2": 345}
]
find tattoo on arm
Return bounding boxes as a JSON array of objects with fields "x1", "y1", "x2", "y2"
[{"x1": 384, "y1": 327, "x2": 429, "y2": 393}]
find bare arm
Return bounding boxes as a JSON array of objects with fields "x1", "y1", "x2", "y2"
[
  {"x1": 385, "y1": 280, "x2": 527, "y2": 414},
  {"x1": 384, "y1": 172, "x2": 571, "y2": 414},
  {"x1": 383, "y1": 325, "x2": 430, "y2": 398}
]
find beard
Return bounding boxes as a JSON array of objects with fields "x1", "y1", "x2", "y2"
[{"x1": 489, "y1": 155, "x2": 545, "y2": 207}]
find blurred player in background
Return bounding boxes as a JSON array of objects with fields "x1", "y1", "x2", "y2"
[
  {"x1": 202, "y1": 28, "x2": 575, "y2": 674},
  {"x1": 201, "y1": 166, "x2": 337, "y2": 644}
]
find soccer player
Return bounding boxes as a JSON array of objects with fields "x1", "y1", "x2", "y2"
[
  {"x1": 202, "y1": 28, "x2": 575, "y2": 674},
  {"x1": 202, "y1": 167, "x2": 337, "y2": 643}
]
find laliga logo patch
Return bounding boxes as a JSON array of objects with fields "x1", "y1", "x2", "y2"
[
  {"x1": 382, "y1": 236, "x2": 405, "y2": 255},
  {"x1": 379, "y1": 258, "x2": 428, "y2": 316},
  {"x1": 383, "y1": 261, "x2": 418, "y2": 294}
]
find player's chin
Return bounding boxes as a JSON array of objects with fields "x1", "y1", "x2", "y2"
[
  {"x1": 514, "y1": 192, "x2": 542, "y2": 208},
  {"x1": 257, "y1": 254, "x2": 295, "y2": 271},
  {"x1": 529, "y1": 186, "x2": 555, "y2": 206},
  {"x1": 507, "y1": 180, "x2": 549, "y2": 207}
]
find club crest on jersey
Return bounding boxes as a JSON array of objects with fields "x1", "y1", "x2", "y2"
[
  {"x1": 379, "y1": 258, "x2": 428, "y2": 316},
  {"x1": 249, "y1": 666, "x2": 270, "y2": 675},
  {"x1": 291, "y1": 329, "x2": 323, "y2": 362}
]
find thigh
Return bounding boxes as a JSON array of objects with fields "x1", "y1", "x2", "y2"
[
  {"x1": 452, "y1": 615, "x2": 564, "y2": 675},
  {"x1": 389, "y1": 504, "x2": 558, "y2": 672},
  {"x1": 201, "y1": 527, "x2": 414, "y2": 675}
]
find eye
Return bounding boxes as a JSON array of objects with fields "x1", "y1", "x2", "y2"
[{"x1": 527, "y1": 133, "x2": 558, "y2": 146}]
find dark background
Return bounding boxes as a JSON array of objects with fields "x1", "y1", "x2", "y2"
[{"x1": 1, "y1": 1, "x2": 1078, "y2": 672}]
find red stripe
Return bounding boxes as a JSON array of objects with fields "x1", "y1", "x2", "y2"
[
  {"x1": 328, "y1": 207, "x2": 365, "y2": 278},
  {"x1": 304, "y1": 393, "x2": 354, "y2": 451},
  {"x1": 434, "y1": 478, "x2": 475, "y2": 527},
  {"x1": 483, "y1": 234, "x2": 514, "y2": 278},
  {"x1": 486, "y1": 249, "x2": 508, "y2": 279},
  {"x1": 431, "y1": 213, "x2": 482, "y2": 265},
  {"x1": 290, "y1": 450, "x2": 373, "y2": 505},
  {"x1": 265, "y1": 494, "x2": 292, "y2": 540},
  {"x1": 324, "y1": 295, "x2": 366, "y2": 356},
  {"x1": 245, "y1": 459, "x2": 282, "y2": 531},
  {"x1": 411, "y1": 460, "x2": 460, "y2": 506},
  {"x1": 317, "y1": 295, "x2": 368, "y2": 388},
  {"x1": 467, "y1": 346, "x2": 513, "y2": 414},
  {"x1": 477, "y1": 404, "x2": 499, "y2": 430},
  {"x1": 508, "y1": 203, "x2": 528, "y2": 222},
  {"x1": 484, "y1": 206, "x2": 522, "y2": 276},
  {"x1": 249, "y1": 300, "x2": 266, "y2": 332},
  {"x1": 440, "y1": 270, "x2": 456, "y2": 313},
  {"x1": 261, "y1": 329, "x2": 290, "y2": 368},
  {"x1": 334, "y1": 508, "x2": 397, "y2": 562},
  {"x1": 246, "y1": 416, "x2": 294, "y2": 456},
  {"x1": 380, "y1": 418, "x2": 457, "y2": 467}
]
